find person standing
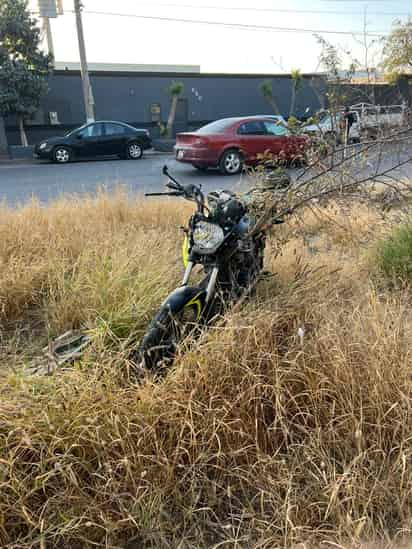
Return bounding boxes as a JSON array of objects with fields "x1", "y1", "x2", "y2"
[{"x1": 343, "y1": 106, "x2": 356, "y2": 143}]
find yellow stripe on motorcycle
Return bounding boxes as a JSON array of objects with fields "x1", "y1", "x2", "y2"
[
  {"x1": 184, "y1": 293, "x2": 204, "y2": 319},
  {"x1": 182, "y1": 235, "x2": 189, "y2": 268}
]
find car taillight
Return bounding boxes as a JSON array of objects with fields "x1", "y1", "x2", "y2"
[{"x1": 194, "y1": 137, "x2": 207, "y2": 147}]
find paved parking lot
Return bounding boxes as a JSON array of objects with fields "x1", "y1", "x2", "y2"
[{"x1": 0, "y1": 154, "x2": 252, "y2": 207}]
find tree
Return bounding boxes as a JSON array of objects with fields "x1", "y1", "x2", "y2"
[
  {"x1": 382, "y1": 17, "x2": 412, "y2": 75},
  {"x1": 259, "y1": 80, "x2": 281, "y2": 115},
  {"x1": 0, "y1": 0, "x2": 51, "y2": 145},
  {"x1": 315, "y1": 35, "x2": 358, "y2": 113},
  {"x1": 166, "y1": 81, "x2": 184, "y2": 138},
  {"x1": 289, "y1": 69, "x2": 303, "y2": 118}
]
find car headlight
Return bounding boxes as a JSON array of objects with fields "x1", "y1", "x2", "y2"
[
  {"x1": 193, "y1": 221, "x2": 224, "y2": 251},
  {"x1": 39, "y1": 142, "x2": 48, "y2": 150}
]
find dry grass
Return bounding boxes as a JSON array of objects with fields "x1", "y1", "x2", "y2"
[{"x1": 0, "y1": 190, "x2": 412, "y2": 548}]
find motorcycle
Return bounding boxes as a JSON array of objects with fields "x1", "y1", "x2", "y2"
[{"x1": 135, "y1": 165, "x2": 289, "y2": 373}]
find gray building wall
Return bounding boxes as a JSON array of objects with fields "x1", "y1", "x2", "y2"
[
  {"x1": 48, "y1": 71, "x2": 325, "y2": 123},
  {"x1": 5, "y1": 71, "x2": 326, "y2": 145}
]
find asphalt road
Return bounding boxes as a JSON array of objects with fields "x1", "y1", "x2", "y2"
[
  {"x1": 0, "y1": 154, "x2": 251, "y2": 207},
  {"x1": 0, "y1": 146, "x2": 411, "y2": 207}
]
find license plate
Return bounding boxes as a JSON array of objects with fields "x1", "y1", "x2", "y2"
[{"x1": 177, "y1": 150, "x2": 184, "y2": 160}]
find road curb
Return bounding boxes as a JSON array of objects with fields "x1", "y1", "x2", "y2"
[{"x1": 0, "y1": 151, "x2": 172, "y2": 167}]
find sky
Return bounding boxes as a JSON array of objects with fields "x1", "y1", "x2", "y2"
[{"x1": 29, "y1": 0, "x2": 412, "y2": 74}]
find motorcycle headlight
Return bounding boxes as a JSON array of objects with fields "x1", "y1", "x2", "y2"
[{"x1": 193, "y1": 221, "x2": 224, "y2": 251}]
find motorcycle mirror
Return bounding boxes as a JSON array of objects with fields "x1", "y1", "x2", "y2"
[{"x1": 162, "y1": 165, "x2": 169, "y2": 176}]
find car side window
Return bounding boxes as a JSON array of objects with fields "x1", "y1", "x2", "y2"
[
  {"x1": 104, "y1": 123, "x2": 127, "y2": 136},
  {"x1": 237, "y1": 121, "x2": 266, "y2": 135},
  {"x1": 263, "y1": 121, "x2": 288, "y2": 136},
  {"x1": 76, "y1": 125, "x2": 92, "y2": 138},
  {"x1": 90, "y1": 123, "x2": 105, "y2": 137},
  {"x1": 77, "y1": 123, "x2": 104, "y2": 138}
]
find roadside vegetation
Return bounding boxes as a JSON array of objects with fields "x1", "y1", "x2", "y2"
[
  {"x1": 375, "y1": 223, "x2": 412, "y2": 281},
  {"x1": 1, "y1": 189, "x2": 412, "y2": 547}
]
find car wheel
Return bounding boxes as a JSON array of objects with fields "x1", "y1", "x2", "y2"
[
  {"x1": 219, "y1": 149, "x2": 243, "y2": 175},
  {"x1": 53, "y1": 146, "x2": 71, "y2": 164},
  {"x1": 127, "y1": 142, "x2": 143, "y2": 160},
  {"x1": 193, "y1": 165, "x2": 208, "y2": 172}
]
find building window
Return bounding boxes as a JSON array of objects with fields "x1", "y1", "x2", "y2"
[{"x1": 150, "y1": 103, "x2": 161, "y2": 123}]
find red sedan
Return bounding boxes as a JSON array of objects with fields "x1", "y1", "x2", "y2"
[{"x1": 174, "y1": 117, "x2": 309, "y2": 175}]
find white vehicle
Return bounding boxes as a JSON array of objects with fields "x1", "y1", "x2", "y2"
[{"x1": 305, "y1": 103, "x2": 409, "y2": 143}]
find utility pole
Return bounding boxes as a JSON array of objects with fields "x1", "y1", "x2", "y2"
[
  {"x1": 38, "y1": 1, "x2": 63, "y2": 60},
  {"x1": 42, "y1": 17, "x2": 55, "y2": 58},
  {"x1": 74, "y1": 0, "x2": 95, "y2": 123}
]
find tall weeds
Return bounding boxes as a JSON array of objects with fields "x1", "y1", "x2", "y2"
[{"x1": 0, "y1": 191, "x2": 411, "y2": 548}]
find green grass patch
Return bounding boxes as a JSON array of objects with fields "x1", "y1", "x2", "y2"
[{"x1": 375, "y1": 223, "x2": 412, "y2": 281}]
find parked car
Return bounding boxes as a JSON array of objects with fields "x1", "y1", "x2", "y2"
[
  {"x1": 174, "y1": 117, "x2": 308, "y2": 175},
  {"x1": 34, "y1": 121, "x2": 152, "y2": 164}
]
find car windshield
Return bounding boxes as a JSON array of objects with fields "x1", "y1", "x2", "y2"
[{"x1": 196, "y1": 119, "x2": 235, "y2": 135}]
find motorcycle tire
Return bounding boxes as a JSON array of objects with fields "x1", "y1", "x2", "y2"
[{"x1": 134, "y1": 302, "x2": 200, "y2": 373}]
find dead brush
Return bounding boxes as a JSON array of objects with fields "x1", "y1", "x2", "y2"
[
  {"x1": 2, "y1": 264, "x2": 412, "y2": 547},
  {"x1": 1, "y1": 186, "x2": 412, "y2": 547}
]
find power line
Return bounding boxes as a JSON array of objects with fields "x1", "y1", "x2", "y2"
[
  {"x1": 121, "y1": 2, "x2": 411, "y2": 17},
  {"x1": 79, "y1": 10, "x2": 389, "y2": 37}
]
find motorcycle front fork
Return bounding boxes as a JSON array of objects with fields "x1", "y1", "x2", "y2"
[{"x1": 181, "y1": 261, "x2": 219, "y2": 304}]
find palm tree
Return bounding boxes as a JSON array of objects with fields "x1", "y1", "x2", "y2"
[
  {"x1": 166, "y1": 81, "x2": 184, "y2": 138},
  {"x1": 259, "y1": 80, "x2": 281, "y2": 115},
  {"x1": 289, "y1": 69, "x2": 303, "y2": 118}
]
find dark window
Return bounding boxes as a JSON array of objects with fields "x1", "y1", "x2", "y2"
[
  {"x1": 237, "y1": 121, "x2": 266, "y2": 135},
  {"x1": 197, "y1": 119, "x2": 235, "y2": 135},
  {"x1": 263, "y1": 121, "x2": 288, "y2": 136},
  {"x1": 104, "y1": 123, "x2": 128, "y2": 136},
  {"x1": 77, "y1": 123, "x2": 104, "y2": 138}
]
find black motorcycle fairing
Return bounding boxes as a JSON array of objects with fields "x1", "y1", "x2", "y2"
[
  {"x1": 158, "y1": 285, "x2": 207, "y2": 318},
  {"x1": 207, "y1": 192, "x2": 246, "y2": 227},
  {"x1": 234, "y1": 215, "x2": 253, "y2": 237}
]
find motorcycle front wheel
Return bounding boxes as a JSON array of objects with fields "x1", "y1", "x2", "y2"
[{"x1": 135, "y1": 301, "x2": 201, "y2": 373}]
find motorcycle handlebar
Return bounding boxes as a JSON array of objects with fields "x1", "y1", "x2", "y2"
[
  {"x1": 162, "y1": 164, "x2": 205, "y2": 213},
  {"x1": 145, "y1": 191, "x2": 182, "y2": 197}
]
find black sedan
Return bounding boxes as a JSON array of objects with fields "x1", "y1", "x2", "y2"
[{"x1": 34, "y1": 121, "x2": 152, "y2": 164}]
